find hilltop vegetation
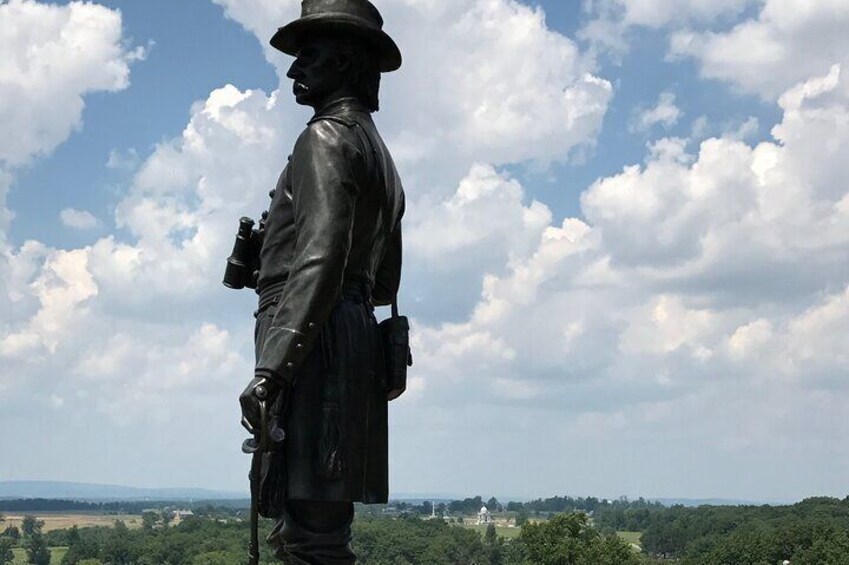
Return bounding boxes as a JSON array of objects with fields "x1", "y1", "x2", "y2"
[
  {"x1": 1, "y1": 510, "x2": 637, "y2": 565},
  {"x1": 2, "y1": 496, "x2": 849, "y2": 563}
]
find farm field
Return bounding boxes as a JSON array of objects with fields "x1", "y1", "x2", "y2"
[
  {"x1": 4, "y1": 513, "x2": 141, "y2": 532},
  {"x1": 11, "y1": 546, "x2": 68, "y2": 564}
]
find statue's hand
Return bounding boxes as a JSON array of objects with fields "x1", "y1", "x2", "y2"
[{"x1": 239, "y1": 377, "x2": 279, "y2": 434}]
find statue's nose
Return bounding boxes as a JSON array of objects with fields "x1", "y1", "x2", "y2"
[{"x1": 286, "y1": 60, "x2": 303, "y2": 80}]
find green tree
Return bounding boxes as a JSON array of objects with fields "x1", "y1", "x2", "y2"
[
  {"x1": 485, "y1": 523, "x2": 498, "y2": 545},
  {"x1": 160, "y1": 510, "x2": 173, "y2": 528},
  {"x1": 101, "y1": 521, "x2": 133, "y2": 565},
  {"x1": 0, "y1": 537, "x2": 14, "y2": 565},
  {"x1": 61, "y1": 525, "x2": 101, "y2": 565},
  {"x1": 515, "y1": 510, "x2": 529, "y2": 527},
  {"x1": 190, "y1": 551, "x2": 244, "y2": 564},
  {"x1": 2, "y1": 526, "x2": 19, "y2": 541},
  {"x1": 21, "y1": 516, "x2": 44, "y2": 537},
  {"x1": 142, "y1": 512, "x2": 159, "y2": 532},
  {"x1": 520, "y1": 513, "x2": 642, "y2": 565},
  {"x1": 26, "y1": 531, "x2": 51, "y2": 565},
  {"x1": 793, "y1": 529, "x2": 849, "y2": 565}
]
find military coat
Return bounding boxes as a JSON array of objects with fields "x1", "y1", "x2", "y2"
[{"x1": 254, "y1": 97, "x2": 404, "y2": 506}]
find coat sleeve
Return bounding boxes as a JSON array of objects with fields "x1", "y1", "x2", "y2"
[{"x1": 255, "y1": 119, "x2": 364, "y2": 384}]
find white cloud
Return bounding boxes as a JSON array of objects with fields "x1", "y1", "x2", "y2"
[
  {"x1": 402, "y1": 65, "x2": 849, "y2": 497},
  {"x1": 0, "y1": 0, "x2": 140, "y2": 304},
  {"x1": 0, "y1": 1, "x2": 146, "y2": 396},
  {"x1": 106, "y1": 148, "x2": 140, "y2": 171},
  {"x1": 580, "y1": 0, "x2": 755, "y2": 55},
  {"x1": 60, "y1": 208, "x2": 99, "y2": 230},
  {"x1": 407, "y1": 164, "x2": 551, "y2": 273},
  {"x1": 1, "y1": 247, "x2": 97, "y2": 357},
  {"x1": 669, "y1": 0, "x2": 849, "y2": 100},
  {"x1": 0, "y1": 0, "x2": 144, "y2": 166},
  {"x1": 602, "y1": 0, "x2": 753, "y2": 28},
  {"x1": 631, "y1": 91, "x2": 682, "y2": 132}
]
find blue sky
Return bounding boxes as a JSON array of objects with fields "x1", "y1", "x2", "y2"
[{"x1": 1, "y1": 0, "x2": 848, "y2": 502}]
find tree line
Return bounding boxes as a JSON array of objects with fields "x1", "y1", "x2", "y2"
[
  {"x1": 630, "y1": 496, "x2": 849, "y2": 564},
  {"x1": 0, "y1": 512, "x2": 639, "y2": 565},
  {"x1": 5, "y1": 496, "x2": 849, "y2": 563}
]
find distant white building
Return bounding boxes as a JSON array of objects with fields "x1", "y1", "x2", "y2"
[{"x1": 477, "y1": 506, "x2": 493, "y2": 525}]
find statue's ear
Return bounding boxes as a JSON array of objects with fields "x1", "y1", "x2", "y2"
[{"x1": 334, "y1": 50, "x2": 354, "y2": 74}]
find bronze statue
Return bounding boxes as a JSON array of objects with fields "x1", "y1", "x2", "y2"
[{"x1": 225, "y1": 1, "x2": 407, "y2": 563}]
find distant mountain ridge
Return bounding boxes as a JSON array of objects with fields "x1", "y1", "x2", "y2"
[
  {"x1": 0, "y1": 481, "x2": 245, "y2": 501},
  {"x1": 0, "y1": 482, "x2": 781, "y2": 507},
  {"x1": 649, "y1": 497, "x2": 776, "y2": 507}
]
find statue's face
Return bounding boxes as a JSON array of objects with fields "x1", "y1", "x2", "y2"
[{"x1": 286, "y1": 37, "x2": 346, "y2": 108}]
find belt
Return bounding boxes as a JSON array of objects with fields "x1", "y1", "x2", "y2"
[{"x1": 256, "y1": 279, "x2": 372, "y2": 318}]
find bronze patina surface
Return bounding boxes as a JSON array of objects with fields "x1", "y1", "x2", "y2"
[{"x1": 231, "y1": 1, "x2": 405, "y2": 563}]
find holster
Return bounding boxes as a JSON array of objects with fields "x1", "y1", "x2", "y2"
[{"x1": 379, "y1": 311, "x2": 412, "y2": 401}]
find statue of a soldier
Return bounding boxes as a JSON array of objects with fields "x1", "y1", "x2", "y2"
[{"x1": 229, "y1": 1, "x2": 406, "y2": 563}]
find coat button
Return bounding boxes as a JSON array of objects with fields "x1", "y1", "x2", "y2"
[
  {"x1": 269, "y1": 189, "x2": 276, "y2": 199},
  {"x1": 261, "y1": 211, "x2": 269, "y2": 220},
  {"x1": 287, "y1": 362, "x2": 295, "y2": 369}
]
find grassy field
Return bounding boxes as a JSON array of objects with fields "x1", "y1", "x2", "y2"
[
  {"x1": 463, "y1": 523, "x2": 523, "y2": 540},
  {"x1": 11, "y1": 547, "x2": 68, "y2": 564},
  {"x1": 3, "y1": 513, "x2": 140, "y2": 532},
  {"x1": 617, "y1": 530, "x2": 643, "y2": 548}
]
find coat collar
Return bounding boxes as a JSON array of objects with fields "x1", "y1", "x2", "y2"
[{"x1": 313, "y1": 97, "x2": 369, "y2": 120}]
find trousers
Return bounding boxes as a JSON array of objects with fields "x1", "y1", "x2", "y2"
[{"x1": 267, "y1": 500, "x2": 356, "y2": 564}]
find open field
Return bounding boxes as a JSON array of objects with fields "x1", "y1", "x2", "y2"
[
  {"x1": 11, "y1": 547, "x2": 68, "y2": 564},
  {"x1": 617, "y1": 531, "x2": 643, "y2": 549},
  {"x1": 4, "y1": 513, "x2": 141, "y2": 532},
  {"x1": 463, "y1": 523, "x2": 523, "y2": 540}
]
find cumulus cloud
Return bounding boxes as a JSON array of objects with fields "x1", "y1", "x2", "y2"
[
  {"x1": 106, "y1": 148, "x2": 141, "y2": 171},
  {"x1": 669, "y1": 0, "x2": 849, "y2": 100},
  {"x1": 580, "y1": 0, "x2": 755, "y2": 55},
  {"x1": 0, "y1": 0, "x2": 141, "y2": 310},
  {"x1": 0, "y1": 0, "x2": 145, "y2": 166},
  {"x1": 630, "y1": 91, "x2": 682, "y2": 132},
  {"x1": 60, "y1": 208, "x2": 99, "y2": 230},
  {"x1": 597, "y1": 0, "x2": 754, "y2": 28},
  {"x1": 0, "y1": 0, "x2": 141, "y2": 390},
  {"x1": 402, "y1": 64, "x2": 849, "y2": 497}
]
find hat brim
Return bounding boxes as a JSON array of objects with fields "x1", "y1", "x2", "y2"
[{"x1": 271, "y1": 15, "x2": 402, "y2": 73}]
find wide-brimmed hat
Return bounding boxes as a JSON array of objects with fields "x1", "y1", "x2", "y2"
[{"x1": 271, "y1": 0, "x2": 402, "y2": 73}]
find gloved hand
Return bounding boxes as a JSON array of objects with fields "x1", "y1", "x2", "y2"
[{"x1": 240, "y1": 376, "x2": 288, "y2": 435}]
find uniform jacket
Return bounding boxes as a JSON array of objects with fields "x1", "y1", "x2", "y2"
[{"x1": 254, "y1": 97, "x2": 404, "y2": 504}]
